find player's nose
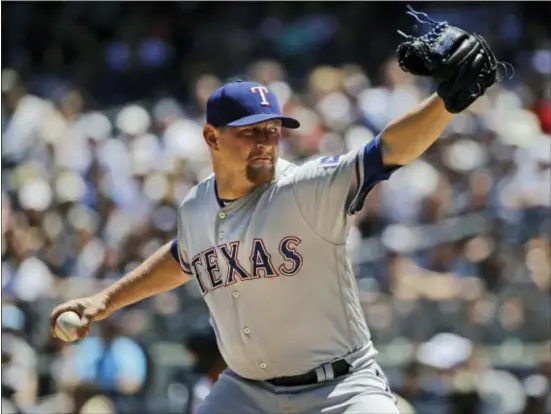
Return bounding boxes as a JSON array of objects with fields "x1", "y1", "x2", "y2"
[
  {"x1": 256, "y1": 133, "x2": 270, "y2": 144},
  {"x1": 255, "y1": 136, "x2": 271, "y2": 147}
]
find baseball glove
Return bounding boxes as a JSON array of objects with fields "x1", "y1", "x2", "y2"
[{"x1": 396, "y1": 6, "x2": 514, "y2": 113}]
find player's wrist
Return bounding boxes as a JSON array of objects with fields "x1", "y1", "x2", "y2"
[
  {"x1": 90, "y1": 292, "x2": 112, "y2": 321},
  {"x1": 432, "y1": 94, "x2": 455, "y2": 115}
]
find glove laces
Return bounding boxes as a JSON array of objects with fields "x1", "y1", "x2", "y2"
[
  {"x1": 397, "y1": 5, "x2": 449, "y2": 43},
  {"x1": 397, "y1": 5, "x2": 515, "y2": 82}
]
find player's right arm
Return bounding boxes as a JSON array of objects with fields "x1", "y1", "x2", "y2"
[{"x1": 50, "y1": 240, "x2": 192, "y2": 340}]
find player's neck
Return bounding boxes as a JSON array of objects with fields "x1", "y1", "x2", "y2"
[{"x1": 214, "y1": 169, "x2": 257, "y2": 201}]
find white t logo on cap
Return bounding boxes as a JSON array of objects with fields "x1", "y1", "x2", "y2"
[{"x1": 251, "y1": 86, "x2": 270, "y2": 107}]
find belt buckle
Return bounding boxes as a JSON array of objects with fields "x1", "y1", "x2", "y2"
[{"x1": 314, "y1": 362, "x2": 336, "y2": 383}]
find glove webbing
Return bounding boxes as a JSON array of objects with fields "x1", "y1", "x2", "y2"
[{"x1": 397, "y1": 5, "x2": 515, "y2": 82}]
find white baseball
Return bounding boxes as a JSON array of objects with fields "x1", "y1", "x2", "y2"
[{"x1": 54, "y1": 311, "x2": 82, "y2": 342}]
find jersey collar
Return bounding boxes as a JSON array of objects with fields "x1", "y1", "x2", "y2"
[{"x1": 213, "y1": 158, "x2": 294, "y2": 212}]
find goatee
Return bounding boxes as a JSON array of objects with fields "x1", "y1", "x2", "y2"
[{"x1": 246, "y1": 164, "x2": 275, "y2": 185}]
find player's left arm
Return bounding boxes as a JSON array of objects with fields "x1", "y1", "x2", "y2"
[
  {"x1": 378, "y1": 93, "x2": 454, "y2": 166},
  {"x1": 294, "y1": 13, "x2": 505, "y2": 244},
  {"x1": 292, "y1": 94, "x2": 455, "y2": 244},
  {"x1": 380, "y1": 4, "x2": 508, "y2": 165},
  {"x1": 345, "y1": 93, "x2": 455, "y2": 208},
  {"x1": 347, "y1": 93, "x2": 456, "y2": 214}
]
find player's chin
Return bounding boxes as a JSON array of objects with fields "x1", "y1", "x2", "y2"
[{"x1": 246, "y1": 163, "x2": 274, "y2": 185}]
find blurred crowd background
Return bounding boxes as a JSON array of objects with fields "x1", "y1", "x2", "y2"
[{"x1": 2, "y1": 2, "x2": 550, "y2": 414}]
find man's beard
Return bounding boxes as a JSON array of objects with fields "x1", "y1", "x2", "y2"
[{"x1": 246, "y1": 163, "x2": 275, "y2": 185}]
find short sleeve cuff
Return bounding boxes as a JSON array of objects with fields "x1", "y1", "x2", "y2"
[
  {"x1": 170, "y1": 239, "x2": 192, "y2": 274},
  {"x1": 348, "y1": 135, "x2": 401, "y2": 215}
]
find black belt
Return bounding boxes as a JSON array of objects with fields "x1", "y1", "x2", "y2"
[{"x1": 266, "y1": 359, "x2": 350, "y2": 387}]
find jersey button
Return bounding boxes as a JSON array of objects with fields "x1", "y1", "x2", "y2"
[
  {"x1": 219, "y1": 232, "x2": 224, "y2": 240},
  {"x1": 243, "y1": 327, "x2": 250, "y2": 335},
  {"x1": 232, "y1": 291, "x2": 240, "y2": 298},
  {"x1": 219, "y1": 212, "x2": 226, "y2": 219},
  {"x1": 260, "y1": 363, "x2": 267, "y2": 369}
]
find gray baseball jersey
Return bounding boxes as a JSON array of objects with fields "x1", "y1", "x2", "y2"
[{"x1": 173, "y1": 136, "x2": 398, "y2": 381}]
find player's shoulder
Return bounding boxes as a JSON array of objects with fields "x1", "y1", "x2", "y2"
[
  {"x1": 277, "y1": 153, "x2": 351, "y2": 184},
  {"x1": 178, "y1": 173, "x2": 216, "y2": 212},
  {"x1": 297, "y1": 154, "x2": 349, "y2": 170},
  {"x1": 273, "y1": 157, "x2": 311, "y2": 188},
  {"x1": 274, "y1": 157, "x2": 297, "y2": 177}
]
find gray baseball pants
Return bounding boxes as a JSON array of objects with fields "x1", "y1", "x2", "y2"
[{"x1": 196, "y1": 361, "x2": 401, "y2": 414}]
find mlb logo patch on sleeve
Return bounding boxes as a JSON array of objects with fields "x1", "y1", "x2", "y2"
[{"x1": 318, "y1": 155, "x2": 341, "y2": 167}]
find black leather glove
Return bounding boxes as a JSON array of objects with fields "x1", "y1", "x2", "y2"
[{"x1": 396, "y1": 6, "x2": 513, "y2": 113}]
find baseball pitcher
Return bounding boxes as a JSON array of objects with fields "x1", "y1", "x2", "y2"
[{"x1": 51, "y1": 8, "x2": 510, "y2": 413}]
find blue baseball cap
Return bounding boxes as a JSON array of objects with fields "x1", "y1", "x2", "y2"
[{"x1": 206, "y1": 81, "x2": 300, "y2": 129}]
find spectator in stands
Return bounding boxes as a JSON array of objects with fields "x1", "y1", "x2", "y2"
[
  {"x1": 1, "y1": 303, "x2": 39, "y2": 412},
  {"x1": 56, "y1": 318, "x2": 148, "y2": 402}
]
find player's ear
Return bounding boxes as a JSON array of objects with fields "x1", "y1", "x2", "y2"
[{"x1": 203, "y1": 124, "x2": 220, "y2": 150}]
